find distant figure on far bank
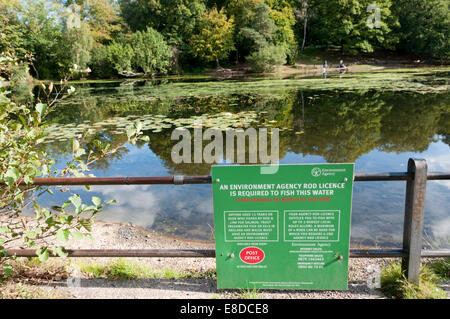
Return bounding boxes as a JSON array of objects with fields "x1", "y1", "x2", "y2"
[
  {"x1": 323, "y1": 60, "x2": 328, "y2": 78},
  {"x1": 338, "y1": 59, "x2": 347, "y2": 75}
]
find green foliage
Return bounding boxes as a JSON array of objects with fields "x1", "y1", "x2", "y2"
[
  {"x1": 2, "y1": 0, "x2": 449, "y2": 79},
  {"x1": 426, "y1": 258, "x2": 450, "y2": 280},
  {"x1": 189, "y1": 7, "x2": 235, "y2": 65},
  {"x1": 239, "y1": 3, "x2": 277, "y2": 51},
  {"x1": 246, "y1": 44, "x2": 286, "y2": 72},
  {"x1": 63, "y1": 0, "x2": 125, "y2": 44},
  {"x1": 237, "y1": 287, "x2": 260, "y2": 299},
  {"x1": 78, "y1": 258, "x2": 216, "y2": 280},
  {"x1": 269, "y1": 4, "x2": 297, "y2": 63},
  {"x1": 19, "y1": 0, "x2": 64, "y2": 79},
  {"x1": 101, "y1": 41, "x2": 134, "y2": 75},
  {"x1": 57, "y1": 22, "x2": 94, "y2": 78},
  {"x1": 233, "y1": 2, "x2": 287, "y2": 71},
  {"x1": 307, "y1": 0, "x2": 399, "y2": 53},
  {"x1": 119, "y1": 0, "x2": 206, "y2": 46},
  {"x1": 0, "y1": 53, "x2": 147, "y2": 278},
  {"x1": 392, "y1": 0, "x2": 450, "y2": 58},
  {"x1": 129, "y1": 27, "x2": 173, "y2": 76},
  {"x1": 97, "y1": 27, "x2": 172, "y2": 77},
  {"x1": 89, "y1": 45, "x2": 119, "y2": 79},
  {"x1": 381, "y1": 262, "x2": 447, "y2": 299}
]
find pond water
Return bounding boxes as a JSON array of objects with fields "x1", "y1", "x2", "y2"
[{"x1": 31, "y1": 71, "x2": 450, "y2": 248}]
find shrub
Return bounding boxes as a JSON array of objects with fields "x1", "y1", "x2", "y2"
[
  {"x1": 0, "y1": 56, "x2": 148, "y2": 278},
  {"x1": 129, "y1": 27, "x2": 172, "y2": 76},
  {"x1": 94, "y1": 28, "x2": 172, "y2": 77},
  {"x1": 246, "y1": 45, "x2": 286, "y2": 73},
  {"x1": 381, "y1": 262, "x2": 447, "y2": 299}
]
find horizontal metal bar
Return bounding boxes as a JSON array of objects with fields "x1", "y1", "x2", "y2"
[
  {"x1": 5, "y1": 249, "x2": 450, "y2": 258},
  {"x1": 16, "y1": 172, "x2": 450, "y2": 186},
  {"x1": 354, "y1": 172, "x2": 412, "y2": 181},
  {"x1": 28, "y1": 175, "x2": 212, "y2": 186},
  {"x1": 5, "y1": 249, "x2": 216, "y2": 258},
  {"x1": 420, "y1": 250, "x2": 450, "y2": 257},
  {"x1": 354, "y1": 172, "x2": 450, "y2": 181},
  {"x1": 349, "y1": 249, "x2": 405, "y2": 258}
]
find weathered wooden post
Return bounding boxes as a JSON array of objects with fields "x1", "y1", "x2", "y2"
[{"x1": 402, "y1": 158, "x2": 427, "y2": 285}]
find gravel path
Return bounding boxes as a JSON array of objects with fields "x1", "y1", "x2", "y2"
[{"x1": 33, "y1": 221, "x2": 392, "y2": 299}]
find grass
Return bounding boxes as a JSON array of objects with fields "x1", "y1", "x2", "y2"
[
  {"x1": 380, "y1": 262, "x2": 447, "y2": 299},
  {"x1": 237, "y1": 288, "x2": 261, "y2": 299},
  {"x1": 426, "y1": 258, "x2": 450, "y2": 280},
  {"x1": 77, "y1": 258, "x2": 217, "y2": 280},
  {"x1": 0, "y1": 257, "x2": 71, "y2": 299},
  {"x1": 0, "y1": 257, "x2": 217, "y2": 299},
  {"x1": 0, "y1": 281, "x2": 63, "y2": 299}
]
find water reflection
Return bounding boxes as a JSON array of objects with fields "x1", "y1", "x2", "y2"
[{"x1": 34, "y1": 81, "x2": 450, "y2": 248}]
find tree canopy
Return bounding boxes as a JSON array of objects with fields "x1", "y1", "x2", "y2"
[{"x1": 1, "y1": 0, "x2": 448, "y2": 79}]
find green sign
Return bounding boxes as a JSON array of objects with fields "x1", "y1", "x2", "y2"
[{"x1": 211, "y1": 163, "x2": 354, "y2": 290}]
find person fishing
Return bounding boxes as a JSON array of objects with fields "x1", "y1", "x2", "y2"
[{"x1": 338, "y1": 59, "x2": 347, "y2": 75}]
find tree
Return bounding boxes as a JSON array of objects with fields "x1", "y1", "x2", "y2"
[
  {"x1": 306, "y1": 0, "x2": 399, "y2": 53},
  {"x1": 189, "y1": 7, "x2": 235, "y2": 66},
  {"x1": 18, "y1": 0, "x2": 64, "y2": 79},
  {"x1": 101, "y1": 41, "x2": 134, "y2": 75},
  {"x1": 130, "y1": 27, "x2": 173, "y2": 76},
  {"x1": 268, "y1": 4, "x2": 297, "y2": 63},
  {"x1": 239, "y1": 2, "x2": 277, "y2": 49},
  {"x1": 392, "y1": 0, "x2": 450, "y2": 59},
  {"x1": 98, "y1": 27, "x2": 172, "y2": 77},
  {"x1": 236, "y1": 2, "x2": 287, "y2": 72},
  {"x1": 0, "y1": 49, "x2": 150, "y2": 276},
  {"x1": 57, "y1": 21, "x2": 94, "y2": 77},
  {"x1": 119, "y1": 0, "x2": 206, "y2": 46},
  {"x1": 59, "y1": 0, "x2": 126, "y2": 45},
  {"x1": 226, "y1": 0, "x2": 264, "y2": 59},
  {"x1": 0, "y1": 0, "x2": 27, "y2": 61},
  {"x1": 246, "y1": 44, "x2": 286, "y2": 72}
]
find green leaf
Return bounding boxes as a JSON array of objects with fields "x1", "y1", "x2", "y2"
[
  {"x1": 56, "y1": 229, "x2": 70, "y2": 242},
  {"x1": 36, "y1": 247, "x2": 49, "y2": 262},
  {"x1": 69, "y1": 195, "x2": 82, "y2": 209},
  {"x1": 68, "y1": 86, "x2": 76, "y2": 94},
  {"x1": 61, "y1": 200, "x2": 71, "y2": 209},
  {"x1": 54, "y1": 246, "x2": 68, "y2": 258},
  {"x1": 71, "y1": 231, "x2": 84, "y2": 240},
  {"x1": 126, "y1": 125, "x2": 136, "y2": 139},
  {"x1": 3, "y1": 263, "x2": 13, "y2": 277},
  {"x1": 135, "y1": 120, "x2": 143, "y2": 132},
  {"x1": 76, "y1": 148, "x2": 86, "y2": 157},
  {"x1": 91, "y1": 196, "x2": 101, "y2": 206},
  {"x1": 35, "y1": 103, "x2": 47, "y2": 117},
  {"x1": 3, "y1": 167, "x2": 20, "y2": 185},
  {"x1": 26, "y1": 231, "x2": 37, "y2": 239},
  {"x1": 72, "y1": 139, "x2": 80, "y2": 152},
  {"x1": 79, "y1": 220, "x2": 92, "y2": 232}
]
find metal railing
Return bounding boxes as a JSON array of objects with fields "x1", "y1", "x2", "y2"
[{"x1": 6, "y1": 158, "x2": 450, "y2": 285}]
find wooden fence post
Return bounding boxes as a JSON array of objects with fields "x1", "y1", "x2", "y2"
[{"x1": 402, "y1": 158, "x2": 427, "y2": 285}]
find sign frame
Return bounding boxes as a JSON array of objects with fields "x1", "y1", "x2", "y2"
[{"x1": 211, "y1": 163, "x2": 355, "y2": 290}]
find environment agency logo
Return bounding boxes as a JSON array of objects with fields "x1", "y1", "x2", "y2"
[{"x1": 311, "y1": 167, "x2": 322, "y2": 177}]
